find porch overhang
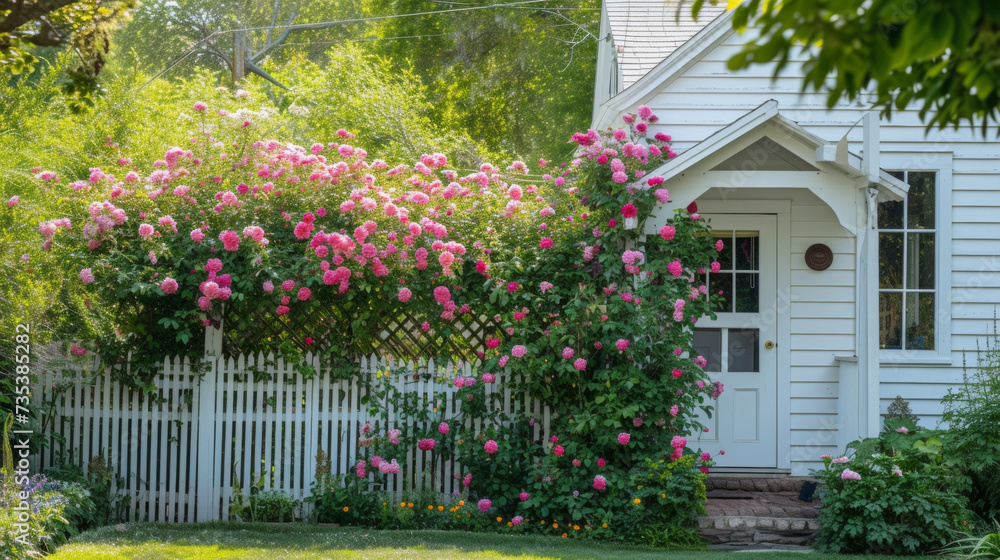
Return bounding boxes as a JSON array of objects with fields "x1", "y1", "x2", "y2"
[{"x1": 645, "y1": 100, "x2": 909, "y2": 234}]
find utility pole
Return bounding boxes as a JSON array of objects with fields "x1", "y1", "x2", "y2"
[{"x1": 233, "y1": 30, "x2": 246, "y2": 81}]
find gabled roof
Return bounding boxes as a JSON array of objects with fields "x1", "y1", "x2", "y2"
[
  {"x1": 606, "y1": 0, "x2": 727, "y2": 90},
  {"x1": 653, "y1": 100, "x2": 908, "y2": 201}
]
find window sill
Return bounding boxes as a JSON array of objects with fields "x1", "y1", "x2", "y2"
[{"x1": 878, "y1": 352, "x2": 953, "y2": 367}]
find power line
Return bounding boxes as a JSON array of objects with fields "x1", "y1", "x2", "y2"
[{"x1": 219, "y1": 0, "x2": 588, "y2": 35}]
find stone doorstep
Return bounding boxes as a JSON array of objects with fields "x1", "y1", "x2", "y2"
[
  {"x1": 698, "y1": 516, "x2": 819, "y2": 532},
  {"x1": 705, "y1": 476, "x2": 816, "y2": 494}
]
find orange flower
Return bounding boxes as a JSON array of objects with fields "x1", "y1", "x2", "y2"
[
  {"x1": 438, "y1": 505, "x2": 444, "y2": 511},
  {"x1": 632, "y1": 498, "x2": 641, "y2": 505},
  {"x1": 407, "y1": 502, "x2": 414, "y2": 508},
  {"x1": 552, "y1": 523, "x2": 558, "y2": 529},
  {"x1": 561, "y1": 533, "x2": 568, "y2": 538},
  {"x1": 342, "y1": 506, "x2": 349, "y2": 512},
  {"x1": 496, "y1": 516, "x2": 502, "y2": 522},
  {"x1": 400, "y1": 501, "x2": 406, "y2": 507},
  {"x1": 602, "y1": 523, "x2": 608, "y2": 528},
  {"x1": 458, "y1": 500, "x2": 465, "y2": 507},
  {"x1": 573, "y1": 525, "x2": 580, "y2": 530},
  {"x1": 428, "y1": 505, "x2": 434, "y2": 510}
]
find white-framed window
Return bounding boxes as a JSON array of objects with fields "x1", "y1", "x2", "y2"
[
  {"x1": 878, "y1": 171, "x2": 936, "y2": 350},
  {"x1": 877, "y1": 153, "x2": 952, "y2": 362}
]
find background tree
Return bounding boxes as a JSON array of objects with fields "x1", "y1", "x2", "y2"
[
  {"x1": 371, "y1": 0, "x2": 599, "y2": 160},
  {"x1": 693, "y1": 0, "x2": 1000, "y2": 133},
  {"x1": 0, "y1": 0, "x2": 135, "y2": 108}
]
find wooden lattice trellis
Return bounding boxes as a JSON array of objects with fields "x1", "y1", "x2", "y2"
[{"x1": 221, "y1": 293, "x2": 499, "y2": 363}]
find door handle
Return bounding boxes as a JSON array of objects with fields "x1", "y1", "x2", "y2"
[{"x1": 764, "y1": 340, "x2": 775, "y2": 349}]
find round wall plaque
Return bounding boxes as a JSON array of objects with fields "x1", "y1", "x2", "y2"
[{"x1": 805, "y1": 244, "x2": 833, "y2": 271}]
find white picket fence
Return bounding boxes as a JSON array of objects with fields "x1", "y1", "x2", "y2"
[{"x1": 35, "y1": 350, "x2": 550, "y2": 522}]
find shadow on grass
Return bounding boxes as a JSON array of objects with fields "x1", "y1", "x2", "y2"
[{"x1": 55, "y1": 522, "x2": 708, "y2": 560}]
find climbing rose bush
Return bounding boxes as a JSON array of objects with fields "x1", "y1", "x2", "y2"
[{"x1": 36, "y1": 99, "x2": 724, "y2": 541}]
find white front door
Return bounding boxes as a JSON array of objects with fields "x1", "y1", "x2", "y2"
[{"x1": 693, "y1": 214, "x2": 778, "y2": 468}]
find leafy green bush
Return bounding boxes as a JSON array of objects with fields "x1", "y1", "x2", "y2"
[
  {"x1": 0, "y1": 473, "x2": 93, "y2": 557},
  {"x1": 813, "y1": 424, "x2": 970, "y2": 554},
  {"x1": 944, "y1": 321, "x2": 1000, "y2": 522}
]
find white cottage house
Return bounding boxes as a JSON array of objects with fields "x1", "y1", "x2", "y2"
[{"x1": 592, "y1": 1, "x2": 999, "y2": 475}]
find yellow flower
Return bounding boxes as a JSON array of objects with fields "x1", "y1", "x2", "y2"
[
  {"x1": 342, "y1": 506, "x2": 349, "y2": 512},
  {"x1": 552, "y1": 523, "x2": 558, "y2": 529},
  {"x1": 633, "y1": 498, "x2": 641, "y2": 505},
  {"x1": 602, "y1": 523, "x2": 608, "y2": 528},
  {"x1": 400, "y1": 501, "x2": 406, "y2": 507},
  {"x1": 573, "y1": 525, "x2": 580, "y2": 531},
  {"x1": 507, "y1": 522, "x2": 513, "y2": 527},
  {"x1": 458, "y1": 500, "x2": 465, "y2": 507},
  {"x1": 661, "y1": 493, "x2": 666, "y2": 498},
  {"x1": 438, "y1": 505, "x2": 444, "y2": 511},
  {"x1": 496, "y1": 516, "x2": 502, "y2": 522},
  {"x1": 428, "y1": 505, "x2": 433, "y2": 510}
]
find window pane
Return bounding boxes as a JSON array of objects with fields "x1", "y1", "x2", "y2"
[
  {"x1": 714, "y1": 232, "x2": 733, "y2": 270},
  {"x1": 879, "y1": 232, "x2": 903, "y2": 289},
  {"x1": 692, "y1": 329, "x2": 723, "y2": 372},
  {"x1": 734, "y1": 232, "x2": 759, "y2": 271},
  {"x1": 907, "y1": 232, "x2": 935, "y2": 289},
  {"x1": 728, "y1": 329, "x2": 759, "y2": 372},
  {"x1": 709, "y1": 273, "x2": 733, "y2": 313},
  {"x1": 905, "y1": 293, "x2": 935, "y2": 351},
  {"x1": 907, "y1": 171, "x2": 936, "y2": 229},
  {"x1": 735, "y1": 273, "x2": 759, "y2": 313},
  {"x1": 879, "y1": 292, "x2": 902, "y2": 349},
  {"x1": 878, "y1": 200, "x2": 904, "y2": 229}
]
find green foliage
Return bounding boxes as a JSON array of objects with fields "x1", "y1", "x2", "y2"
[
  {"x1": 884, "y1": 395, "x2": 920, "y2": 427},
  {"x1": 948, "y1": 520, "x2": 1000, "y2": 560},
  {"x1": 0, "y1": 0, "x2": 136, "y2": 108},
  {"x1": 943, "y1": 319, "x2": 1000, "y2": 522},
  {"x1": 697, "y1": 0, "x2": 1000, "y2": 134},
  {"x1": 814, "y1": 425, "x2": 970, "y2": 554},
  {"x1": 231, "y1": 468, "x2": 300, "y2": 522},
  {"x1": 0, "y1": 473, "x2": 92, "y2": 557},
  {"x1": 371, "y1": 0, "x2": 599, "y2": 159}
]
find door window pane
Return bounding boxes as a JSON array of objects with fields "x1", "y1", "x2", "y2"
[
  {"x1": 734, "y1": 273, "x2": 759, "y2": 313},
  {"x1": 878, "y1": 199, "x2": 904, "y2": 229},
  {"x1": 692, "y1": 329, "x2": 723, "y2": 372},
  {"x1": 728, "y1": 329, "x2": 759, "y2": 372},
  {"x1": 709, "y1": 273, "x2": 733, "y2": 313},
  {"x1": 734, "y1": 232, "x2": 759, "y2": 271}
]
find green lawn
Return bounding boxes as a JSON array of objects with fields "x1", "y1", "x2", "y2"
[{"x1": 49, "y1": 523, "x2": 920, "y2": 560}]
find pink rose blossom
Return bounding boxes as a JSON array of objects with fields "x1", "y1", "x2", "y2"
[
  {"x1": 417, "y1": 439, "x2": 436, "y2": 451},
  {"x1": 553, "y1": 445, "x2": 565, "y2": 456},
  {"x1": 519, "y1": 492, "x2": 530, "y2": 501},
  {"x1": 439, "y1": 422, "x2": 450, "y2": 434},
  {"x1": 160, "y1": 278, "x2": 179, "y2": 294},
  {"x1": 616, "y1": 339, "x2": 629, "y2": 352},
  {"x1": 477, "y1": 498, "x2": 492, "y2": 512},
  {"x1": 593, "y1": 475, "x2": 607, "y2": 490},
  {"x1": 398, "y1": 288, "x2": 412, "y2": 302},
  {"x1": 573, "y1": 358, "x2": 587, "y2": 371},
  {"x1": 80, "y1": 268, "x2": 95, "y2": 284},
  {"x1": 484, "y1": 440, "x2": 498, "y2": 454},
  {"x1": 511, "y1": 345, "x2": 527, "y2": 358},
  {"x1": 841, "y1": 468, "x2": 862, "y2": 480}
]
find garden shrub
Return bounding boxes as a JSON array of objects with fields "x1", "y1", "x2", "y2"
[
  {"x1": 943, "y1": 320, "x2": 1000, "y2": 522},
  {"x1": 813, "y1": 423, "x2": 970, "y2": 554},
  {"x1": 0, "y1": 473, "x2": 93, "y2": 557}
]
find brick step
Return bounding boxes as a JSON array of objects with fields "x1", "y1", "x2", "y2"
[
  {"x1": 705, "y1": 476, "x2": 816, "y2": 494},
  {"x1": 698, "y1": 516, "x2": 819, "y2": 547}
]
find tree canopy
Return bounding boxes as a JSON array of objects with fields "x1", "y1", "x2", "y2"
[{"x1": 694, "y1": 0, "x2": 1000, "y2": 134}]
